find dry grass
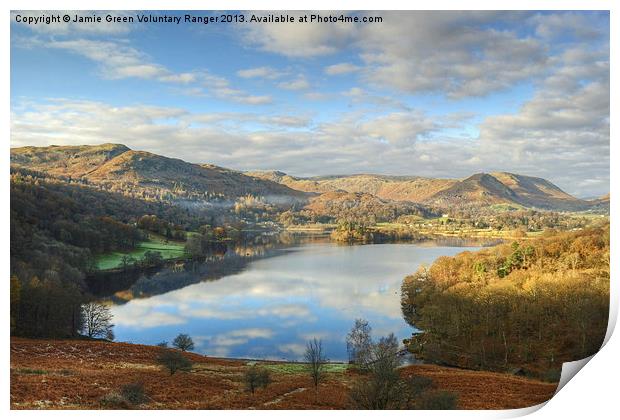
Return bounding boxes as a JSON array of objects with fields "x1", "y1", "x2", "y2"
[{"x1": 10, "y1": 337, "x2": 557, "y2": 410}]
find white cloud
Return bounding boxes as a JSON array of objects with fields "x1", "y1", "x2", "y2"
[
  {"x1": 209, "y1": 328, "x2": 275, "y2": 347},
  {"x1": 111, "y1": 301, "x2": 186, "y2": 328},
  {"x1": 325, "y1": 62, "x2": 360, "y2": 75},
  {"x1": 277, "y1": 75, "x2": 311, "y2": 91},
  {"x1": 159, "y1": 73, "x2": 198, "y2": 84},
  {"x1": 21, "y1": 38, "x2": 272, "y2": 106},
  {"x1": 238, "y1": 95, "x2": 273, "y2": 105},
  {"x1": 530, "y1": 12, "x2": 606, "y2": 40},
  {"x1": 238, "y1": 11, "x2": 605, "y2": 98},
  {"x1": 241, "y1": 11, "x2": 356, "y2": 57},
  {"x1": 237, "y1": 66, "x2": 287, "y2": 79},
  {"x1": 46, "y1": 39, "x2": 170, "y2": 80},
  {"x1": 277, "y1": 343, "x2": 306, "y2": 356},
  {"x1": 303, "y1": 92, "x2": 332, "y2": 101}
]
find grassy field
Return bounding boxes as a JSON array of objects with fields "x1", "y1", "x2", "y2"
[
  {"x1": 95, "y1": 235, "x2": 187, "y2": 270},
  {"x1": 261, "y1": 363, "x2": 349, "y2": 374}
]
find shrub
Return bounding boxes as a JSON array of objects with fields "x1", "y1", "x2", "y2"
[
  {"x1": 120, "y1": 382, "x2": 148, "y2": 405},
  {"x1": 542, "y1": 368, "x2": 562, "y2": 383},
  {"x1": 407, "y1": 375, "x2": 434, "y2": 396},
  {"x1": 157, "y1": 350, "x2": 193, "y2": 375},
  {"x1": 244, "y1": 365, "x2": 271, "y2": 394},
  {"x1": 99, "y1": 392, "x2": 130, "y2": 409},
  {"x1": 417, "y1": 390, "x2": 458, "y2": 410}
]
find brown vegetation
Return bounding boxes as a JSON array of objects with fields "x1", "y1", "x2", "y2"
[{"x1": 10, "y1": 338, "x2": 557, "y2": 410}]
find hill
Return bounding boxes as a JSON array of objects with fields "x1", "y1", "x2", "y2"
[
  {"x1": 10, "y1": 337, "x2": 557, "y2": 409},
  {"x1": 247, "y1": 171, "x2": 456, "y2": 203},
  {"x1": 587, "y1": 193, "x2": 610, "y2": 212},
  {"x1": 250, "y1": 171, "x2": 597, "y2": 212},
  {"x1": 10, "y1": 144, "x2": 307, "y2": 203},
  {"x1": 302, "y1": 190, "x2": 437, "y2": 223},
  {"x1": 11, "y1": 144, "x2": 605, "y2": 213},
  {"x1": 423, "y1": 173, "x2": 519, "y2": 208},
  {"x1": 490, "y1": 172, "x2": 592, "y2": 210}
]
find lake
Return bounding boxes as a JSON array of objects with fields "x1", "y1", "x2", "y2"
[{"x1": 99, "y1": 236, "x2": 487, "y2": 361}]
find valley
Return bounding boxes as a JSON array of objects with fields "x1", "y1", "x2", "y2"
[{"x1": 9, "y1": 143, "x2": 610, "y2": 410}]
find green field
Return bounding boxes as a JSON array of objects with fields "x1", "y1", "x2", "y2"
[
  {"x1": 259, "y1": 362, "x2": 349, "y2": 374},
  {"x1": 95, "y1": 236, "x2": 187, "y2": 271}
]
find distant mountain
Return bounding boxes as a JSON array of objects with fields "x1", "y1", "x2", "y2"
[
  {"x1": 587, "y1": 193, "x2": 610, "y2": 213},
  {"x1": 249, "y1": 170, "x2": 598, "y2": 212},
  {"x1": 11, "y1": 144, "x2": 604, "y2": 212},
  {"x1": 424, "y1": 172, "x2": 592, "y2": 211},
  {"x1": 10, "y1": 144, "x2": 307, "y2": 202},
  {"x1": 423, "y1": 173, "x2": 519, "y2": 208},
  {"x1": 246, "y1": 171, "x2": 456, "y2": 203}
]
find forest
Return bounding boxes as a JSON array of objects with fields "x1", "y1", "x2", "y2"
[
  {"x1": 9, "y1": 169, "x2": 202, "y2": 337},
  {"x1": 401, "y1": 224, "x2": 610, "y2": 380}
]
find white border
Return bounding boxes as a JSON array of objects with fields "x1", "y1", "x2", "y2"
[{"x1": 3, "y1": 1, "x2": 617, "y2": 419}]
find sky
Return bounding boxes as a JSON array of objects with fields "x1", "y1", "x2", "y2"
[{"x1": 10, "y1": 10, "x2": 610, "y2": 197}]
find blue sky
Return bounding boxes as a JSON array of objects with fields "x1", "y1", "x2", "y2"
[{"x1": 10, "y1": 10, "x2": 609, "y2": 197}]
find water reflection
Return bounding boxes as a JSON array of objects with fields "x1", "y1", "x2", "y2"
[{"x1": 98, "y1": 237, "x2": 486, "y2": 361}]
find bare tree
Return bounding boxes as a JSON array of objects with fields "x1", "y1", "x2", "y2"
[
  {"x1": 172, "y1": 333, "x2": 194, "y2": 351},
  {"x1": 304, "y1": 338, "x2": 327, "y2": 392},
  {"x1": 81, "y1": 302, "x2": 114, "y2": 339},
  {"x1": 346, "y1": 318, "x2": 372, "y2": 368},
  {"x1": 349, "y1": 333, "x2": 406, "y2": 409}
]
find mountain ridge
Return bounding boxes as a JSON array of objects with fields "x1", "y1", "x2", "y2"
[
  {"x1": 249, "y1": 170, "x2": 598, "y2": 212},
  {"x1": 10, "y1": 144, "x2": 307, "y2": 202},
  {"x1": 10, "y1": 144, "x2": 605, "y2": 212}
]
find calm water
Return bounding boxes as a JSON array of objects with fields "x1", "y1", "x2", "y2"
[{"x1": 101, "y1": 238, "x2": 483, "y2": 361}]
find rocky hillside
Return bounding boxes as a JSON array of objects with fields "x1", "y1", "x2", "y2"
[{"x1": 10, "y1": 144, "x2": 307, "y2": 203}]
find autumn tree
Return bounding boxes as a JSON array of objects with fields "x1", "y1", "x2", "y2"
[{"x1": 400, "y1": 225, "x2": 610, "y2": 378}]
